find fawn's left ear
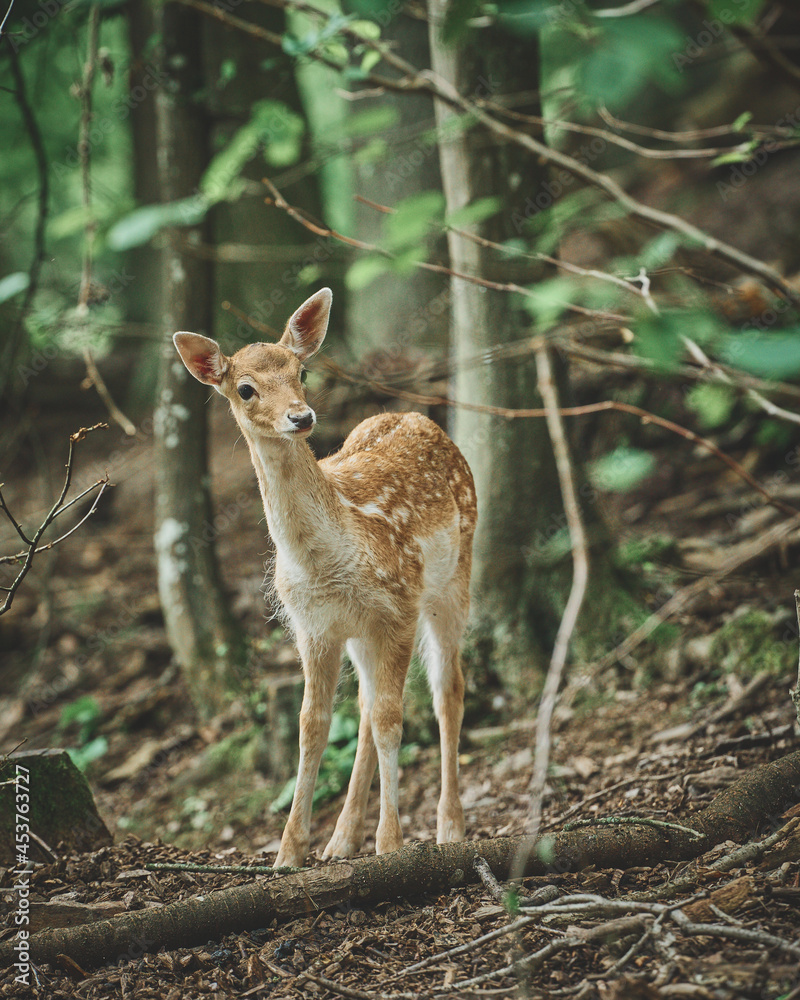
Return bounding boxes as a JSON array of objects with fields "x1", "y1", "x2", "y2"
[
  {"x1": 280, "y1": 288, "x2": 332, "y2": 361},
  {"x1": 173, "y1": 332, "x2": 228, "y2": 386}
]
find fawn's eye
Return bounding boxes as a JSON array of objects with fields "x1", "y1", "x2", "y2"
[
  {"x1": 238, "y1": 384, "x2": 255, "y2": 400},
  {"x1": 300, "y1": 368, "x2": 308, "y2": 384}
]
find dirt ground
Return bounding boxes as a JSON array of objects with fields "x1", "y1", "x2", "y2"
[{"x1": 1, "y1": 366, "x2": 800, "y2": 998}]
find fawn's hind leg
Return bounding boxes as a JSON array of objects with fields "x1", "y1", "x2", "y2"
[{"x1": 420, "y1": 594, "x2": 467, "y2": 844}]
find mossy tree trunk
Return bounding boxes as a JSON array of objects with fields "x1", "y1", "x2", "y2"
[
  {"x1": 427, "y1": 7, "x2": 637, "y2": 697},
  {"x1": 153, "y1": 0, "x2": 246, "y2": 719}
]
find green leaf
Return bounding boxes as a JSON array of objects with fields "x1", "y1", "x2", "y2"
[
  {"x1": 590, "y1": 447, "x2": 656, "y2": 493},
  {"x1": 522, "y1": 276, "x2": 578, "y2": 329},
  {"x1": 721, "y1": 330, "x2": 800, "y2": 379},
  {"x1": 446, "y1": 196, "x2": 502, "y2": 228},
  {"x1": 344, "y1": 0, "x2": 399, "y2": 25},
  {"x1": 0, "y1": 272, "x2": 29, "y2": 304},
  {"x1": 706, "y1": 0, "x2": 765, "y2": 24},
  {"x1": 633, "y1": 313, "x2": 683, "y2": 370},
  {"x1": 347, "y1": 255, "x2": 390, "y2": 290},
  {"x1": 732, "y1": 111, "x2": 753, "y2": 132},
  {"x1": 360, "y1": 49, "x2": 381, "y2": 74},
  {"x1": 686, "y1": 383, "x2": 736, "y2": 429},
  {"x1": 344, "y1": 106, "x2": 400, "y2": 137},
  {"x1": 106, "y1": 197, "x2": 208, "y2": 251},
  {"x1": 496, "y1": 0, "x2": 570, "y2": 36},
  {"x1": 711, "y1": 141, "x2": 758, "y2": 167},
  {"x1": 536, "y1": 835, "x2": 556, "y2": 865},
  {"x1": 578, "y1": 16, "x2": 684, "y2": 110},
  {"x1": 67, "y1": 737, "x2": 108, "y2": 773},
  {"x1": 383, "y1": 190, "x2": 445, "y2": 251},
  {"x1": 348, "y1": 19, "x2": 382, "y2": 39}
]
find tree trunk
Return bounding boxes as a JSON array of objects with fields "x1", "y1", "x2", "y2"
[
  {"x1": 153, "y1": 0, "x2": 245, "y2": 719},
  {"x1": 346, "y1": 12, "x2": 448, "y2": 365},
  {"x1": 426, "y1": 10, "x2": 639, "y2": 697}
]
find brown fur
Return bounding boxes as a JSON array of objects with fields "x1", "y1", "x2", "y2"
[{"x1": 173, "y1": 289, "x2": 477, "y2": 866}]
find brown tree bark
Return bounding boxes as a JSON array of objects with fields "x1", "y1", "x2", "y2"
[
  {"x1": 153, "y1": 0, "x2": 246, "y2": 718},
  {"x1": 7, "y1": 749, "x2": 799, "y2": 971}
]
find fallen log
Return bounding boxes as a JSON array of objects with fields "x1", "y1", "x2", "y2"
[{"x1": 3, "y1": 748, "x2": 799, "y2": 971}]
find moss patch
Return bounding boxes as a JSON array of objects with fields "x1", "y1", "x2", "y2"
[{"x1": 710, "y1": 610, "x2": 792, "y2": 679}]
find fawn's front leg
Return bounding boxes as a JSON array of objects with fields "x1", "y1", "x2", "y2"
[
  {"x1": 275, "y1": 633, "x2": 342, "y2": 868},
  {"x1": 371, "y1": 636, "x2": 413, "y2": 855}
]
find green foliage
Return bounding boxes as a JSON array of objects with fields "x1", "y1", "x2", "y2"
[
  {"x1": 634, "y1": 310, "x2": 728, "y2": 371},
  {"x1": 271, "y1": 709, "x2": 359, "y2": 812},
  {"x1": 706, "y1": 0, "x2": 766, "y2": 23},
  {"x1": 59, "y1": 695, "x2": 102, "y2": 744},
  {"x1": 720, "y1": 330, "x2": 800, "y2": 379},
  {"x1": 710, "y1": 610, "x2": 790, "y2": 678},
  {"x1": 589, "y1": 447, "x2": 656, "y2": 493},
  {"x1": 577, "y1": 16, "x2": 684, "y2": 111},
  {"x1": 59, "y1": 696, "x2": 108, "y2": 772},
  {"x1": 0, "y1": 273, "x2": 30, "y2": 304},
  {"x1": 618, "y1": 534, "x2": 677, "y2": 571},
  {"x1": 685, "y1": 383, "x2": 736, "y2": 429},
  {"x1": 106, "y1": 197, "x2": 207, "y2": 251}
]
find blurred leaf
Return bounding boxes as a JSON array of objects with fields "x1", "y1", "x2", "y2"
[
  {"x1": 67, "y1": 737, "x2": 109, "y2": 773},
  {"x1": 344, "y1": 106, "x2": 400, "y2": 137},
  {"x1": 633, "y1": 312, "x2": 684, "y2": 370},
  {"x1": 639, "y1": 232, "x2": 682, "y2": 270},
  {"x1": 686, "y1": 383, "x2": 735, "y2": 429},
  {"x1": 106, "y1": 197, "x2": 208, "y2": 251},
  {"x1": 343, "y1": 0, "x2": 398, "y2": 24},
  {"x1": 348, "y1": 19, "x2": 382, "y2": 39},
  {"x1": 384, "y1": 190, "x2": 445, "y2": 251},
  {"x1": 522, "y1": 276, "x2": 578, "y2": 329},
  {"x1": 217, "y1": 58, "x2": 237, "y2": 87},
  {"x1": 732, "y1": 111, "x2": 753, "y2": 132},
  {"x1": 579, "y1": 16, "x2": 684, "y2": 110},
  {"x1": 60, "y1": 695, "x2": 102, "y2": 743},
  {"x1": 496, "y1": 0, "x2": 572, "y2": 36},
  {"x1": 721, "y1": 330, "x2": 800, "y2": 378},
  {"x1": 360, "y1": 49, "x2": 381, "y2": 73},
  {"x1": 347, "y1": 255, "x2": 390, "y2": 289},
  {"x1": 329, "y1": 712, "x2": 358, "y2": 744},
  {"x1": 590, "y1": 447, "x2": 656, "y2": 492},
  {"x1": 707, "y1": 0, "x2": 765, "y2": 24},
  {"x1": 712, "y1": 141, "x2": 758, "y2": 167},
  {"x1": 441, "y1": 0, "x2": 483, "y2": 42},
  {"x1": 446, "y1": 196, "x2": 502, "y2": 228},
  {"x1": 0, "y1": 272, "x2": 29, "y2": 304}
]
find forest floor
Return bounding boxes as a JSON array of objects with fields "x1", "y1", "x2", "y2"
[{"x1": 1, "y1": 370, "x2": 799, "y2": 998}]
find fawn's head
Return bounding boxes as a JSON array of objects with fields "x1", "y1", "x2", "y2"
[{"x1": 173, "y1": 288, "x2": 331, "y2": 440}]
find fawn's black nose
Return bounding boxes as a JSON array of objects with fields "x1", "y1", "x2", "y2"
[{"x1": 289, "y1": 411, "x2": 315, "y2": 431}]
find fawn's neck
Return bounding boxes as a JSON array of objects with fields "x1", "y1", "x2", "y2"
[{"x1": 244, "y1": 432, "x2": 344, "y2": 565}]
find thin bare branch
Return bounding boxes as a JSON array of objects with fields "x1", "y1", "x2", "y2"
[{"x1": 0, "y1": 424, "x2": 108, "y2": 615}]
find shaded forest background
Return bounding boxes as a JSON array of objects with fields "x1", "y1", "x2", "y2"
[{"x1": 2, "y1": 0, "x2": 800, "y2": 851}]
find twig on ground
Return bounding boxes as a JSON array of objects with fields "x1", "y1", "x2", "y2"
[
  {"x1": 0, "y1": 423, "x2": 109, "y2": 614},
  {"x1": 396, "y1": 915, "x2": 538, "y2": 979},
  {"x1": 145, "y1": 862, "x2": 306, "y2": 875},
  {"x1": 474, "y1": 856, "x2": 507, "y2": 904},
  {"x1": 542, "y1": 771, "x2": 683, "y2": 831},
  {"x1": 562, "y1": 816, "x2": 704, "y2": 840}
]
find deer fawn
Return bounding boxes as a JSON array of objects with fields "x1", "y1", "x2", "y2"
[{"x1": 173, "y1": 288, "x2": 477, "y2": 867}]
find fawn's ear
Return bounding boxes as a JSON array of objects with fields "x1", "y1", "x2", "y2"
[
  {"x1": 280, "y1": 287, "x2": 332, "y2": 361},
  {"x1": 173, "y1": 332, "x2": 228, "y2": 386}
]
